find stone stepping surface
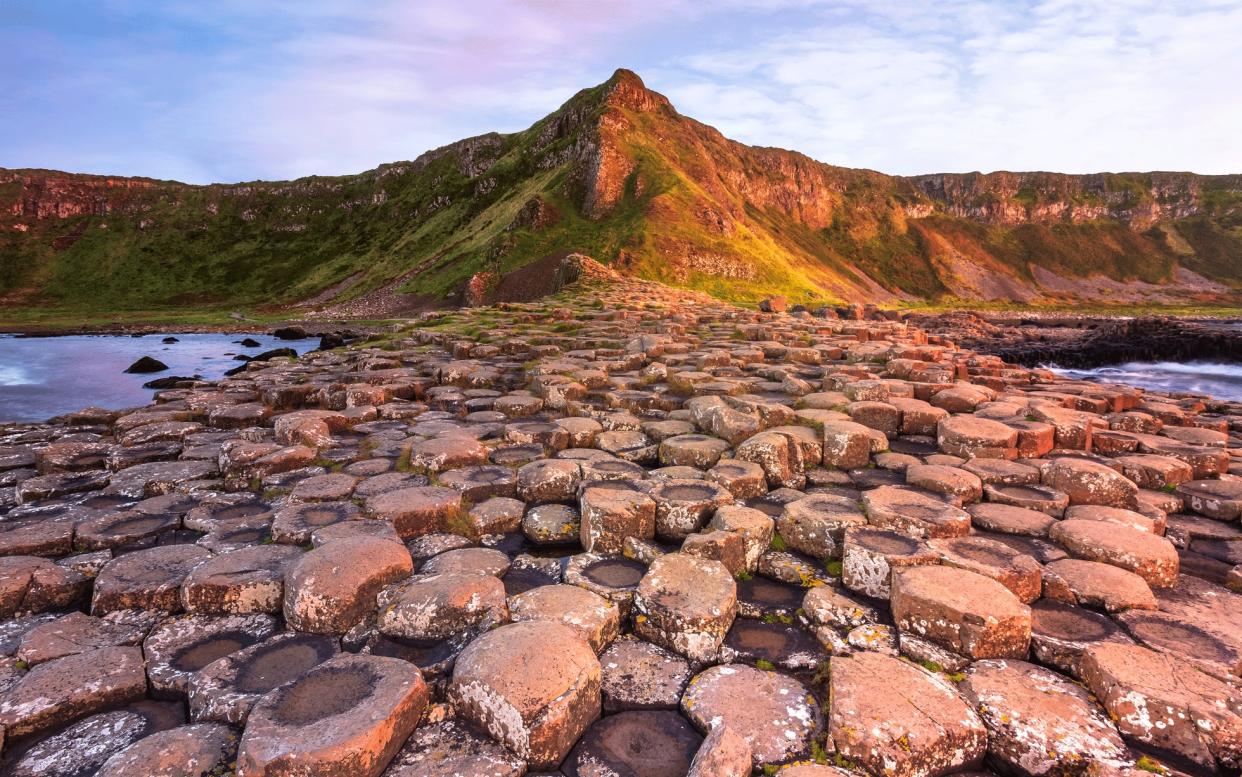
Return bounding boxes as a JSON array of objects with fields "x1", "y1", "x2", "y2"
[{"x1": 2, "y1": 273, "x2": 1242, "y2": 773}]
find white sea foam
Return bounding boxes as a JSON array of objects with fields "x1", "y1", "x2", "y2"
[
  {"x1": 0, "y1": 365, "x2": 31, "y2": 386},
  {"x1": 1050, "y1": 361, "x2": 1242, "y2": 401}
]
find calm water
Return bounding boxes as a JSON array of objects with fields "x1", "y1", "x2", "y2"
[
  {"x1": 0, "y1": 333, "x2": 316, "y2": 423},
  {"x1": 1052, "y1": 361, "x2": 1242, "y2": 402}
]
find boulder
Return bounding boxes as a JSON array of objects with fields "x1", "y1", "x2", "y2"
[
  {"x1": 283, "y1": 536, "x2": 412, "y2": 633},
  {"x1": 237, "y1": 654, "x2": 428, "y2": 777},
  {"x1": 633, "y1": 553, "x2": 738, "y2": 662},
  {"x1": 448, "y1": 621, "x2": 601, "y2": 769}
]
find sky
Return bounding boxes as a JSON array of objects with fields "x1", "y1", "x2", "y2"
[{"x1": 3, "y1": 0, "x2": 1241, "y2": 183}]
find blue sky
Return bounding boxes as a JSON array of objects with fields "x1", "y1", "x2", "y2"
[{"x1": 3, "y1": 0, "x2": 1240, "y2": 183}]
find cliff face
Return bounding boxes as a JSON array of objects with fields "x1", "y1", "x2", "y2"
[{"x1": 3, "y1": 69, "x2": 1241, "y2": 311}]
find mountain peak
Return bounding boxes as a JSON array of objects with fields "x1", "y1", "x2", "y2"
[{"x1": 601, "y1": 68, "x2": 670, "y2": 113}]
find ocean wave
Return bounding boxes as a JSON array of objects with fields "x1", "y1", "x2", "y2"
[
  {"x1": 0, "y1": 365, "x2": 32, "y2": 386},
  {"x1": 1050, "y1": 361, "x2": 1242, "y2": 401}
]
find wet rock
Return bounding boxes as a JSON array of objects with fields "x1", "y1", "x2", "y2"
[
  {"x1": 125, "y1": 355, "x2": 169, "y2": 373},
  {"x1": 681, "y1": 664, "x2": 821, "y2": 767},
  {"x1": 284, "y1": 536, "x2": 413, "y2": 633},
  {"x1": 829, "y1": 651, "x2": 986, "y2": 777},
  {"x1": 143, "y1": 612, "x2": 278, "y2": 697},
  {"x1": 891, "y1": 565, "x2": 1031, "y2": 660},
  {"x1": 237, "y1": 653, "x2": 428, "y2": 777},
  {"x1": 633, "y1": 553, "x2": 738, "y2": 662},
  {"x1": 565, "y1": 710, "x2": 703, "y2": 777},
  {"x1": 190, "y1": 632, "x2": 340, "y2": 725},
  {"x1": 448, "y1": 620, "x2": 601, "y2": 769}
]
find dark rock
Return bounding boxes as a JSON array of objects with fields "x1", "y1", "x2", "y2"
[
  {"x1": 272, "y1": 326, "x2": 308, "y2": 340},
  {"x1": 124, "y1": 356, "x2": 168, "y2": 374}
]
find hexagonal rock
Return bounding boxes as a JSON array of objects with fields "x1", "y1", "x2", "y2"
[
  {"x1": 891, "y1": 565, "x2": 1031, "y2": 660},
  {"x1": 144, "y1": 612, "x2": 278, "y2": 698},
  {"x1": 687, "y1": 723, "x2": 752, "y2": 777},
  {"x1": 467, "y1": 496, "x2": 525, "y2": 535},
  {"x1": 290, "y1": 472, "x2": 359, "y2": 502},
  {"x1": 777, "y1": 493, "x2": 866, "y2": 559},
  {"x1": 516, "y1": 459, "x2": 582, "y2": 504},
  {"x1": 1081, "y1": 642, "x2": 1242, "y2": 773},
  {"x1": 420, "y1": 547, "x2": 510, "y2": 576},
  {"x1": 271, "y1": 500, "x2": 359, "y2": 544},
  {"x1": 377, "y1": 572, "x2": 509, "y2": 641},
  {"x1": 3, "y1": 706, "x2": 172, "y2": 777},
  {"x1": 1049, "y1": 519, "x2": 1179, "y2": 588},
  {"x1": 822, "y1": 420, "x2": 879, "y2": 469},
  {"x1": 708, "y1": 504, "x2": 774, "y2": 571},
  {"x1": 1065, "y1": 503, "x2": 1161, "y2": 534},
  {"x1": 366, "y1": 485, "x2": 463, "y2": 539},
  {"x1": 580, "y1": 486, "x2": 657, "y2": 554},
  {"x1": 181, "y1": 544, "x2": 303, "y2": 614},
  {"x1": 284, "y1": 536, "x2": 413, "y2": 634},
  {"x1": 649, "y1": 479, "x2": 734, "y2": 540},
  {"x1": 566, "y1": 710, "x2": 703, "y2": 777},
  {"x1": 1042, "y1": 559, "x2": 1157, "y2": 612},
  {"x1": 960, "y1": 659, "x2": 1131, "y2": 774},
  {"x1": 190, "y1": 632, "x2": 340, "y2": 725},
  {"x1": 0, "y1": 555, "x2": 88, "y2": 617},
  {"x1": 707, "y1": 458, "x2": 768, "y2": 499},
  {"x1": 842, "y1": 526, "x2": 939, "y2": 600},
  {"x1": 96, "y1": 722, "x2": 239, "y2": 777},
  {"x1": 660, "y1": 434, "x2": 731, "y2": 468},
  {"x1": 509, "y1": 584, "x2": 620, "y2": 653},
  {"x1": 523, "y1": 502, "x2": 580, "y2": 545},
  {"x1": 1177, "y1": 478, "x2": 1242, "y2": 521},
  {"x1": 381, "y1": 717, "x2": 526, "y2": 777},
  {"x1": 937, "y1": 415, "x2": 1018, "y2": 459},
  {"x1": 448, "y1": 621, "x2": 601, "y2": 769},
  {"x1": 735, "y1": 431, "x2": 805, "y2": 489},
  {"x1": 861, "y1": 485, "x2": 972, "y2": 539},
  {"x1": 1041, "y1": 458, "x2": 1138, "y2": 508},
  {"x1": 92, "y1": 544, "x2": 211, "y2": 614},
  {"x1": 237, "y1": 653, "x2": 429, "y2": 777},
  {"x1": 0, "y1": 645, "x2": 147, "y2": 737},
  {"x1": 16, "y1": 610, "x2": 154, "y2": 666},
  {"x1": 927, "y1": 535, "x2": 1043, "y2": 603},
  {"x1": 681, "y1": 664, "x2": 821, "y2": 767},
  {"x1": 681, "y1": 529, "x2": 747, "y2": 575},
  {"x1": 599, "y1": 635, "x2": 692, "y2": 713},
  {"x1": 776, "y1": 766, "x2": 856, "y2": 777},
  {"x1": 830, "y1": 651, "x2": 986, "y2": 777},
  {"x1": 966, "y1": 502, "x2": 1055, "y2": 536},
  {"x1": 406, "y1": 436, "x2": 489, "y2": 474},
  {"x1": 906, "y1": 464, "x2": 983, "y2": 504},
  {"x1": 633, "y1": 553, "x2": 738, "y2": 662},
  {"x1": 1030, "y1": 600, "x2": 1135, "y2": 678}
]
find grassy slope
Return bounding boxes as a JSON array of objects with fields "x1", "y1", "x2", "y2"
[{"x1": 2, "y1": 73, "x2": 1241, "y2": 317}]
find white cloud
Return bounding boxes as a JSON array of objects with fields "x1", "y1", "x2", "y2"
[{"x1": 3, "y1": 0, "x2": 1240, "y2": 180}]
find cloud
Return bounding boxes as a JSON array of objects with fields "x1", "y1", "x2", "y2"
[{"x1": 2, "y1": 0, "x2": 1239, "y2": 181}]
